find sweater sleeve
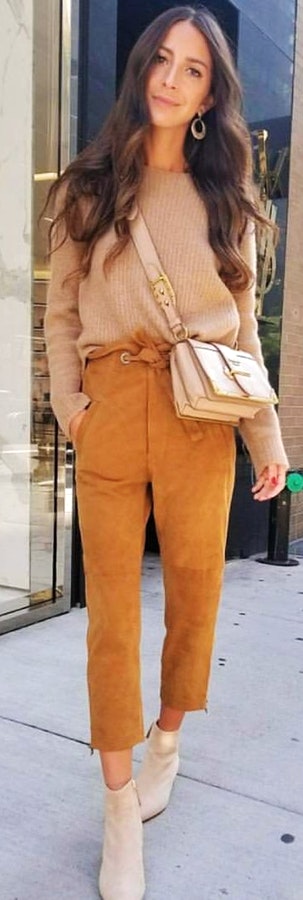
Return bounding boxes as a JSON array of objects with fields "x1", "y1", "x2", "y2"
[
  {"x1": 235, "y1": 221, "x2": 289, "y2": 477},
  {"x1": 44, "y1": 193, "x2": 91, "y2": 439}
]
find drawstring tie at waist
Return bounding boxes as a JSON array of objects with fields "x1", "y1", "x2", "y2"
[
  {"x1": 87, "y1": 333, "x2": 172, "y2": 371},
  {"x1": 120, "y1": 346, "x2": 170, "y2": 369}
]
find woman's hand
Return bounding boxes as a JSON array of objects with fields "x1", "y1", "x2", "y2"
[
  {"x1": 69, "y1": 408, "x2": 89, "y2": 445},
  {"x1": 251, "y1": 464, "x2": 288, "y2": 502}
]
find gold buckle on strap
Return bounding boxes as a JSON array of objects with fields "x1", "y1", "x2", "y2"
[
  {"x1": 149, "y1": 273, "x2": 176, "y2": 308},
  {"x1": 172, "y1": 323, "x2": 188, "y2": 341}
]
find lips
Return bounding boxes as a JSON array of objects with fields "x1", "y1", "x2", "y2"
[{"x1": 152, "y1": 95, "x2": 180, "y2": 107}]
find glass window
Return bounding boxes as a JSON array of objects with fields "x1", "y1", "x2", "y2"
[
  {"x1": 234, "y1": 0, "x2": 296, "y2": 60},
  {"x1": 238, "y1": 16, "x2": 294, "y2": 123},
  {"x1": 236, "y1": 13, "x2": 294, "y2": 395}
]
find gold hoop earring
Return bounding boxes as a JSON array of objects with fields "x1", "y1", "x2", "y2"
[{"x1": 191, "y1": 112, "x2": 206, "y2": 141}]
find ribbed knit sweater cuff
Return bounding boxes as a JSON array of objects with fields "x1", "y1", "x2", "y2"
[
  {"x1": 239, "y1": 411, "x2": 289, "y2": 477},
  {"x1": 50, "y1": 391, "x2": 92, "y2": 439}
]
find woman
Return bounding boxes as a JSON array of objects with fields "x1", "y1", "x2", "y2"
[{"x1": 44, "y1": 6, "x2": 289, "y2": 898}]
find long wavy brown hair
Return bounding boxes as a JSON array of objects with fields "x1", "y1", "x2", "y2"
[{"x1": 45, "y1": 4, "x2": 275, "y2": 292}]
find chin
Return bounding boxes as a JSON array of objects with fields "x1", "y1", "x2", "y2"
[{"x1": 148, "y1": 107, "x2": 184, "y2": 129}]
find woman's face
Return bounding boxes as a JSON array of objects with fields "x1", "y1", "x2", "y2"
[{"x1": 146, "y1": 20, "x2": 214, "y2": 133}]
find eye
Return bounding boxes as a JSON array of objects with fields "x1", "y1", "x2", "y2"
[
  {"x1": 187, "y1": 67, "x2": 202, "y2": 78},
  {"x1": 154, "y1": 52, "x2": 168, "y2": 65}
]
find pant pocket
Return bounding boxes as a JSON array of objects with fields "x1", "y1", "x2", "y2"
[
  {"x1": 74, "y1": 400, "x2": 98, "y2": 453},
  {"x1": 179, "y1": 417, "x2": 209, "y2": 442},
  {"x1": 217, "y1": 423, "x2": 236, "y2": 455}
]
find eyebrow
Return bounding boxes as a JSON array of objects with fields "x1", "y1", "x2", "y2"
[{"x1": 159, "y1": 45, "x2": 209, "y2": 70}]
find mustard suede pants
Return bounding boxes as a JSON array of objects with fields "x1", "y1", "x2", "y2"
[{"x1": 75, "y1": 334, "x2": 236, "y2": 752}]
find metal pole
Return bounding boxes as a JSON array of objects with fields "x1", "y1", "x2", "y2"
[{"x1": 257, "y1": 469, "x2": 303, "y2": 567}]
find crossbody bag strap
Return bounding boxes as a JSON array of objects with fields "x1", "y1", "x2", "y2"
[{"x1": 129, "y1": 207, "x2": 188, "y2": 341}]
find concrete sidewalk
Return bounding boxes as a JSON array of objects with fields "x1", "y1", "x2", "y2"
[{"x1": 0, "y1": 554, "x2": 303, "y2": 900}]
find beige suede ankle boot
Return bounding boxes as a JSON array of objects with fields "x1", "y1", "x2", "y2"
[
  {"x1": 99, "y1": 778, "x2": 145, "y2": 900},
  {"x1": 136, "y1": 722, "x2": 180, "y2": 822}
]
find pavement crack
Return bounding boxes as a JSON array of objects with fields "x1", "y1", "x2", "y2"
[
  {"x1": 2, "y1": 714, "x2": 302, "y2": 820},
  {"x1": 0, "y1": 713, "x2": 90, "y2": 748},
  {"x1": 175, "y1": 771, "x2": 303, "y2": 819}
]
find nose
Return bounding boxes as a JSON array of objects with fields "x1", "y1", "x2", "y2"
[{"x1": 162, "y1": 62, "x2": 179, "y2": 89}]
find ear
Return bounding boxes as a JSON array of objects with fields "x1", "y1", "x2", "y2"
[{"x1": 203, "y1": 94, "x2": 215, "y2": 113}]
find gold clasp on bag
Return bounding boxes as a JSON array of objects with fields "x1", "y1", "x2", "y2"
[
  {"x1": 224, "y1": 366, "x2": 251, "y2": 379},
  {"x1": 150, "y1": 273, "x2": 176, "y2": 308}
]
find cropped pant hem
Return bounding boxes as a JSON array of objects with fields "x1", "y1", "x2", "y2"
[{"x1": 89, "y1": 726, "x2": 146, "y2": 754}]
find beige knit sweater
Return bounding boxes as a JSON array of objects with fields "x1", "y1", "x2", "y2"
[{"x1": 44, "y1": 166, "x2": 288, "y2": 476}]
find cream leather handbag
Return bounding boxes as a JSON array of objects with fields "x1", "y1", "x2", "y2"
[{"x1": 130, "y1": 209, "x2": 278, "y2": 426}]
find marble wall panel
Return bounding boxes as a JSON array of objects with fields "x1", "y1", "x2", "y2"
[{"x1": 0, "y1": 0, "x2": 33, "y2": 590}]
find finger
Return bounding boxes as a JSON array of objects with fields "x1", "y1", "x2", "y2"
[
  {"x1": 252, "y1": 480, "x2": 264, "y2": 494},
  {"x1": 253, "y1": 469, "x2": 275, "y2": 500},
  {"x1": 254, "y1": 488, "x2": 279, "y2": 502},
  {"x1": 253, "y1": 486, "x2": 270, "y2": 501},
  {"x1": 251, "y1": 473, "x2": 268, "y2": 494},
  {"x1": 252, "y1": 465, "x2": 286, "y2": 496},
  {"x1": 252, "y1": 483, "x2": 269, "y2": 501},
  {"x1": 251, "y1": 470, "x2": 267, "y2": 493},
  {"x1": 253, "y1": 476, "x2": 286, "y2": 502},
  {"x1": 266, "y1": 463, "x2": 279, "y2": 488},
  {"x1": 266, "y1": 464, "x2": 287, "y2": 485}
]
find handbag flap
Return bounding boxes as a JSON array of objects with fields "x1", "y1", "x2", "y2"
[{"x1": 188, "y1": 339, "x2": 277, "y2": 402}]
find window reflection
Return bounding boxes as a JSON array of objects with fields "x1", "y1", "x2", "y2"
[
  {"x1": 250, "y1": 121, "x2": 290, "y2": 393},
  {"x1": 235, "y1": 0, "x2": 296, "y2": 61},
  {"x1": 239, "y1": 16, "x2": 293, "y2": 123}
]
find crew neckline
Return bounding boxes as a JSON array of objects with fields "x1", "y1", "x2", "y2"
[{"x1": 143, "y1": 164, "x2": 190, "y2": 176}]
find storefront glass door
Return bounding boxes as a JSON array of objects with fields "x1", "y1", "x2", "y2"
[{"x1": 0, "y1": 0, "x2": 74, "y2": 632}]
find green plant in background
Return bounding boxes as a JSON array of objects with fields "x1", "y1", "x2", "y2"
[{"x1": 257, "y1": 316, "x2": 281, "y2": 394}]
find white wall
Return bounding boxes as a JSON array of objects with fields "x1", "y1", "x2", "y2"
[{"x1": 0, "y1": 0, "x2": 33, "y2": 590}]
